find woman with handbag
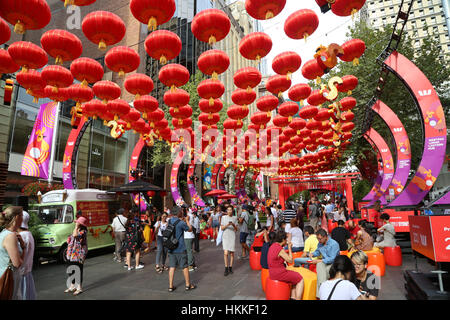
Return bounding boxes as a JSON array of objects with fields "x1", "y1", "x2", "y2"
[
  {"x1": 65, "y1": 216, "x2": 88, "y2": 296},
  {"x1": 0, "y1": 206, "x2": 25, "y2": 300},
  {"x1": 124, "y1": 211, "x2": 144, "y2": 271}
]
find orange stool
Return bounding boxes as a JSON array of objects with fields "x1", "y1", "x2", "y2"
[
  {"x1": 249, "y1": 249, "x2": 262, "y2": 270},
  {"x1": 340, "y1": 250, "x2": 348, "y2": 256},
  {"x1": 384, "y1": 246, "x2": 402, "y2": 266},
  {"x1": 366, "y1": 251, "x2": 385, "y2": 276},
  {"x1": 261, "y1": 268, "x2": 269, "y2": 292},
  {"x1": 287, "y1": 251, "x2": 304, "y2": 266},
  {"x1": 265, "y1": 277, "x2": 291, "y2": 300},
  {"x1": 287, "y1": 266, "x2": 317, "y2": 300}
]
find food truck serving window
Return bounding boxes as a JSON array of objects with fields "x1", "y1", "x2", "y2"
[{"x1": 38, "y1": 205, "x2": 74, "y2": 224}]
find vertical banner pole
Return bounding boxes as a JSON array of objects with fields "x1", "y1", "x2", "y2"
[{"x1": 48, "y1": 102, "x2": 61, "y2": 185}]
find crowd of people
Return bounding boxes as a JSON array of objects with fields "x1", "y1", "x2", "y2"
[{"x1": 0, "y1": 193, "x2": 396, "y2": 300}]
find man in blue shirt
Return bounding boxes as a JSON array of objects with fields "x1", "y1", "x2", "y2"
[
  {"x1": 309, "y1": 228, "x2": 340, "y2": 298},
  {"x1": 324, "y1": 200, "x2": 335, "y2": 220},
  {"x1": 168, "y1": 209, "x2": 196, "y2": 292}
]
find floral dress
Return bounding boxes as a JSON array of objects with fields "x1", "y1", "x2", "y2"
[
  {"x1": 124, "y1": 220, "x2": 143, "y2": 252},
  {"x1": 66, "y1": 229, "x2": 88, "y2": 264}
]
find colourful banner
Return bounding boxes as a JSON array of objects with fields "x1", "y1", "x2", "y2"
[
  {"x1": 202, "y1": 163, "x2": 212, "y2": 190},
  {"x1": 211, "y1": 164, "x2": 221, "y2": 190},
  {"x1": 188, "y1": 160, "x2": 206, "y2": 207},
  {"x1": 371, "y1": 100, "x2": 411, "y2": 203},
  {"x1": 129, "y1": 139, "x2": 148, "y2": 211},
  {"x1": 362, "y1": 135, "x2": 384, "y2": 202},
  {"x1": 385, "y1": 52, "x2": 447, "y2": 207},
  {"x1": 21, "y1": 102, "x2": 58, "y2": 179},
  {"x1": 171, "y1": 149, "x2": 185, "y2": 206},
  {"x1": 218, "y1": 165, "x2": 226, "y2": 190}
]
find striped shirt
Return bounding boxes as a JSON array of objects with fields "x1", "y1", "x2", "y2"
[{"x1": 282, "y1": 209, "x2": 296, "y2": 223}]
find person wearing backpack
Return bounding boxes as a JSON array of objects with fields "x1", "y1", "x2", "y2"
[
  {"x1": 164, "y1": 208, "x2": 196, "y2": 292},
  {"x1": 238, "y1": 206, "x2": 252, "y2": 260}
]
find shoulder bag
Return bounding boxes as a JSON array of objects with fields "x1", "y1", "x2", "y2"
[
  {"x1": 327, "y1": 279, "x2": 343, "y2": 300},
  {"x1": 0, "y1": 261, "x2": 14, "y2": 300}
]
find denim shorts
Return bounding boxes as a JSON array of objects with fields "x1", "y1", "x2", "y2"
[
  {"x1": 212, "y1": 221, "x2": 220, "y2": 228},
  {"x1": 240, "y1": 232, "x2": 249, "y2": 243},
  {"x1": 168, "y1": 252, "x2": 188, "y2": 269}
]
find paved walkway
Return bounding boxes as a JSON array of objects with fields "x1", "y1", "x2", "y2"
[{"x1": 33, "y1": 236, "x2": 435, "y2": 300}]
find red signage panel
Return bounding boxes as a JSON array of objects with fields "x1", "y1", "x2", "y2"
[
  {"x1": 77, "y1": 201, "x2": 109, "y2": 227},
  {"x1": 429, "y1": 216, "x2": 450, "y2": 262}
]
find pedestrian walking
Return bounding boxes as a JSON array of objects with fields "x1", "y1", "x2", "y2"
[
  {"x1": 154, "y1": 213, "x2": 169, "y2": 273},
  {"x1": 111, "y1": 208, "x2": 127, "y2": 263},
  {"x1": 13, "y1": 211, "x2": 36, "y2": 300},
  {"x1": 0, "y1": 206, "x2": 25, "y2": 300},
  {"x1": 221, "y1": 206, "x2": 238, "y2": 276},
  {"x1": 65, "y1": 216, "x2": 88, "y2": 296},
  {"x1": 123, "y1": 210, "x2": 144, "y2": 271},
  {"x1": 184, "y1": 209, "x2": 197, "y2": 271},
  {"x1": 211, "y1": 206, "x2": 222, "y2": 242},
  {"x1": 193, "y1": 211, "x2": 200, "y2": 253}
]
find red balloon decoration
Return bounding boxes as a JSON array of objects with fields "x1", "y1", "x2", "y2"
[
  {"x1": 239, "y1": 32, "x2": 272, "y2": 62},
  {"x1": 331, "y1": 0, "x2": 366, "y2": 17},
  {"x1": 93, "y1": 80, "x2": 121, "y2": 103},
  {"x1": 284, "y1": 9, "x2": 319, "y2": 41},
  {"x1": 233, "y1": 67, "x2": 262, "y2": 92},
  {"x1": 340, "y1": 39, "x2": 366, "y2": 66},
  {"x1": 40, "y1": 29, "x2": 83, "y2": 65},
  {"x1": 197, "y1": 79, "x2": 225, "y2": 106},
  {"x1": 124, "y1": 73, "x2": 154, "y2": 99},
  {"x1": 301, "y1": 59, "x2": 324, "y2": 83},
  {"x1": 272, "y1": 51, "x2": 302, "y2": 80},
  {"x1": 191, "y1": 9, "x2": 231, "y2": 45},
  {"x1": 105, "y1": 46, "x2": 140, "y2": 77},
  {"x1": 41, "y1": 65, "x2": 74, "y2": 92},
  {"x1": 145, "y1": 30, "x2": 182, "y2": 65},
  {"x1": 266, "y1": 75, "x2": 291, "y2": 97},
  {"x1": 0, "y1": 0, "x2": 51, "y2": 34},
  {"x1": 82, "y1": 11, "x2": 126, "y2": 50},
  {"x1": 8, "y1": 41, "x2": 48, "y2": 72},
  {"x1": 0, "y1": 17, "x2": 11, "y2": 45},
  {"x1": 288, "y1": 83, "x2": 311, "y2": 106},
  {"x1": 159, "y1": 64, "x2": 190, "y2": 89},
  {"x1": 130, "y1": 0, "x2": 176, "y2": 31},
  {"x1": 337, "y1": 75, "x2": 359, "y2": 95},
  {"x1": 134, "y1": 95, "x2": 159, "y2": 119},
  {"x1": 198, "y1": 50, "x2": 230, "y2": 79},
  {"x1": 245, "y1": 0, "x2": 286, "y2": 20},
  {"x1": 70, "y1": 57, "x2": 104, "y2": 87},
  {"x1": 256, "y1": 95, "x2": 279, "y2": 117},
  {"x1": 0, "y1": 49, "x2": 20, "y2": 76}
]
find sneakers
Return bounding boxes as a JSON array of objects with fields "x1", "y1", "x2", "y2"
[
  {"x1": 135, "y1": 264, "x2": 144, "y2": 270},
  {"x1": 127, "y1": 266, "x2": 134, "y2": 271},
  {"x1": 211, "y1": 239, "x2": 215, "y2": 242},
  {"x1": 189, "y1": 266, "x2": 195, "y2": 272}
]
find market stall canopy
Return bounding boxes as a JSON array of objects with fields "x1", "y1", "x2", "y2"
[
  {"x1": 217, "y1": 193, "x2": 238, "y2": 199},
  {"x1": 205, "y1": 189, "x2": 227, "y2": 197},
  {"x1": 109, "y1": 179, "x2": 165, "y2": 193}
]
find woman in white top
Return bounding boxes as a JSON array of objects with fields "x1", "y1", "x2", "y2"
[
  {"x1": 374, "y1": 213, "x2": 397, "y2": 248},
  {"x1": 333, "y1": 207, "x2": 346, "y2": 223},
  {"x1": 221, "y1": 206, "x2": 238, "y2": 276},
  {"x1": 154, "y1": 213, "x2": 168, "y2": 273},
  {"x1": 285, "y1": 218, "x2": 304, "y2": 252},
  {"x1": 264, "y1": 207, "x2": 274, "y2": 232},
  {"x1": 319, "y1": 255, "x2": 363, "y2": 300},
  {"x1": 13, "y1": 211, "x2": 36, "y2": 300}
]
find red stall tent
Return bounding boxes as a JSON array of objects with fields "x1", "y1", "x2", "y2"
[{"x1": 271, "y1": 172, "x2": 360, "y2": 210}]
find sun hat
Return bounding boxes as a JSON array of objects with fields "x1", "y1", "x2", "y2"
[{"x1": 76, "y1": 216, "x2": 88, "y2": 227}]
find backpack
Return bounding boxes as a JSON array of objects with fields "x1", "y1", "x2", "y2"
[
  {"x1": 162, "y1": 219, "x2": 181, "y2": 251},
  {"x1": 247, "y1": 214, "x2": 256, "y2": 231}
]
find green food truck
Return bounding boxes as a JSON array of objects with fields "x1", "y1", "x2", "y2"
[{"x1": 32, "y1": 189, "x2": 120, "y2": 262}]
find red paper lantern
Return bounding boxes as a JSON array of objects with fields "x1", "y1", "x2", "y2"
[
  {"x1": 159, "y1": 64, "x2": 190, "y2": 89},
  {"x1": 322, "y1": 130, "x2": 333, "y2": 139},
  {"x1": 70, "y1": 57, "x2": 104, "y2": 87},
  {"x1": 223, "y1": 119, "x2": 242, "y2": 131},
  {"x1": 40, "y1": 29, "x2": 82, "y2": 65},
  {"x1": 82, "y1": 99, "x2": 106, "y2": 119},
  {"x1": 301, "y1": 59, "x2": 324, "y2": 83},
  {"x1": 256, "y1": 95, "x2": 279, "y2": 117},
  {"x1": 134, "y1": 95, "x2": 159, "y2": 119},
  {"x1": 191, "y1": 9, "x2": 231, "y2": 45},
  {"x1": 41, "y1": 65, "x2": 74, "y2": 92},
  {"x1": 307, "y1": 119, "x2": 320, "y2": 131},
  {"x1": 0, "y1": 17, "x2": 11, "y2": 45},
  {"x1": 273, "y1": 115, "x2": 289, "y2": 128},
  {"x1": 341, "y1": 111, "x2": 355, "y2": 122},
  {"x1": 68, "y1": 84, "x2": 94, "y2": 107},
  {"x1": 339, "y1": 97, "x2": 357, "y2": 111},
  {"x1": 227, "y1": 105, "x2": 249, "y2": 125},
  {"x1": 145, "y1": 30, "x2": 182, "y2": 65},
  {"x1": 0, "y1": 49, "x2": 20, "y2": 75},
  {"x1": 231, "y1": 89, "x2": 256, "y2": 107},
  {"x1": 307, "y1": 89, "x2": 327, "y2": 106},
  {"x1": 171, "y1": 105, "x2": 193, "y2": 120},
  {"x1": 331, "y1": 0, "x2": 366, "y2": 17},
  {"x1": 284, "y1": 9, "x2": 319, "y2": 41},
  {"x1": 82, "y1": 11, "x2": 126, "y2": 50},
  {"x1": 0, "y1": 0, "x2": 51, "y2": 34},
  {"x1": 278, "y1": 101, "x2": 299, "y2": 122},
  {"x1": 93, "y1": 80, "x2": 121, "y2": 103},
  {"x1": 44, "y1": 86, "x2": 69, "y2": 102},
  {"x1": 147, "y1": 108, "x2": 165, "y2": 127},
  {"x1": 299, "y1": 105, "x2": 318, "y2": 119},
  {"x1": 337, "y1": 75, "x2": 358, "y2": 95},
  {"x1": 8, "y1": 41, "x2": 48, "y2": 72},
  {"x1": 16, "y1": 69, "x2": 45, "y2": 93},
  {"x1": 172, "y1": 117, "x2": 192, "y2": 129},
  {"x1": 245, "y1": 0, "x2": 286, "y2": 20},
  {"x1": 130, "y1": 0, "x2": 176, "y2": 31},
  {"x1": 239, "y1": 32, "x2": 272, "y2": 62},
  {"x1": 199, "y1": 112, "x2": 220, "y2": 126},
  {"x1": 124, "y1": 73, "x2": 154, "y2": 99},
  {"x1": 341, "y1": 122, "x2": 355, "y2": 132},
  {"x1": 340, "y1": 39, "x2": 366, "y2": 65},
  {"x1": 288, "y1": 83, "x2": 311, "y2": 106},
  {"x1": 272, "y1": 51, "x2": 302, "y2": 80},
  {"x1": 199, "y1": 98, "x2": 223, "y2": 114},
  {"x1": 107, "y1": 99, "x2": 130, "y2": 120},
  {"x1": 60, "y1": 0, "x2": 96, "y2": 7},
  {"x1": 120, "y1": 108, "x2": 141, "y2": 129},
  {"x1": 163, "y1": 89, "x2": 190, "y2": 110},
  {"x1": 266, "y1": 75, "x2": 291, "y2": 98},
  {"x1": 105, "y1": 46, "x2": 140, "y2": 78},
  {"x1": 314, "y1": 108, "x2": 332, "y2": 121},
  {"x1": 289, "y1": 118, "x2": 306, "y2": 134},
  {"x1": 342, "y1": 132, "x2": 353, "y2": 140},
  {"x1": 250, "y1": 111, "x2": 271, "y2": 129},
  {"x1": 233, "y1": 67, "x2": 262, "y2": 91},
  {"x1": 198, "y1": 50, "x2": 230, "y2": 79},
  {"x1": 197, "y1": 79, "x2": 225, "y2": 105},
  {"x1": 154, "y1": 118, "x2": 169, "y2": 131}
]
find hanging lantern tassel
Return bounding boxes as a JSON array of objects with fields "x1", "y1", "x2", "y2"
[
  {"x1": 267, "y1": 111, "x2": 271, "y2": 118},
  {"x1": 55, "y1": 56, "x2": 63, "y2": 65},
  {"x1": 265, "y1": 10, "x2": 274, "y2": 19},
  {"x1": 286, "y1": 72, "x2": 292, "y2": 81},
  {"x1": 208, "y1": 113, "x2": 213, "y2": 120},
  {"x1": 209, "y1": 35, "x2": 216, "y2": 45},
  {"x1": 278, "y1": 91, "x2": 283, "y2": 98},
  {"x1": 247, "y1": 86, "x2": 252, "y2": 94},
  {"x1": 98, "y1": 39, "x2": 107, "y2": 51},
  {"x1": 209, "y1": 97, "x2": 214, "y2": 106},
  {"x1": 352, "y1": 57, "x2": 359, "y2": 66},
  {"x1": 14, "y1": 20, "x2": 25, "y2": 34},
  {"x1": 159, "y1": 55, "x2": 167, "y2": 65},
  {"x1": 148, "y1": 16, "x2": 158, "y2": 31},
  {"x1": 351, "y1": 8, "x2": 358, "y2": 20},
  {"x1": 118, "y1": 69, "x2": 125, "y2": 78},
  {"x1": 304, "y1": 33, "x2": 309, "y2": 43},
  {"x1": 347, "y1": 90, "x2": 352, "y2": 95},
  {"x1": 81, "y1": 79, "x2": 88, "y2": 87},
  {"x1": 52, "y1": 86, "x2": 58, "y2": 93},
  {"x1": 316, "y1": 76, "x2": 321, "y2": 85},
  {"x1": 212, "y1": 72, "x2": 218, "y2": 80}
]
